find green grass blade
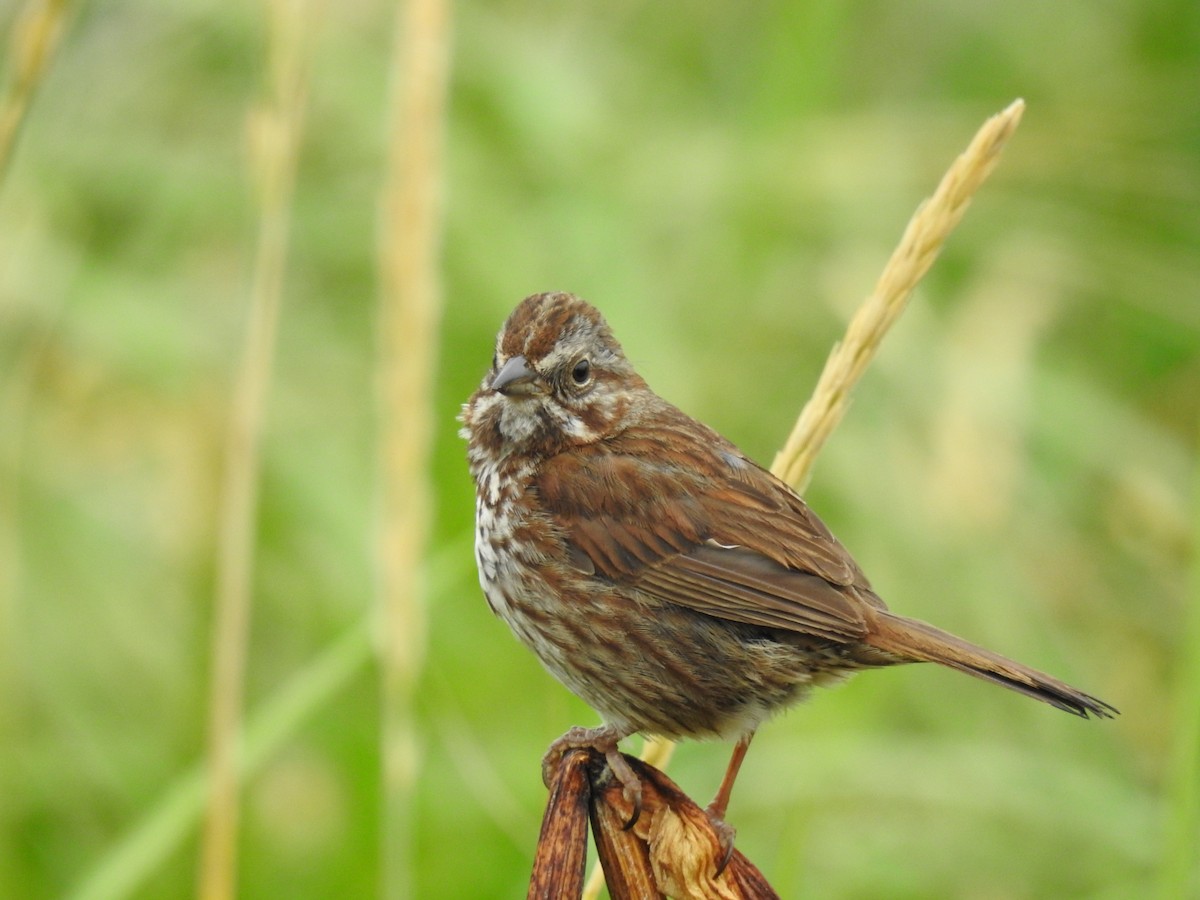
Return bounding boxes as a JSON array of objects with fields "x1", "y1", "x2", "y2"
[{"x1": 66, "y1": 620, "x2": 371, "y2": 900}]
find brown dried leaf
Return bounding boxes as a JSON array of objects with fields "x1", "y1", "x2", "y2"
[
  {"x1": 528, "y1": 749, "x2": 592, "y2": 899},
  {"x1": 591, "y1": 753, "x2": 779, "y2": 900}
]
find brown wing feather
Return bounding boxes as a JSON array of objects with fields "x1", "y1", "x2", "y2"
[
  {"x1": 638, "y1": 544, "x2": 871, "y2": 643},
  {"x1": 536, "y1": 415, "x2": 881, "y2": 644}
]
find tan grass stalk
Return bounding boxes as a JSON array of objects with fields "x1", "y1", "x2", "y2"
[
  {"x1": 375, "y1": 0, "x2": 451, "y2": 896},
  {"x1": 582, "y1": 99, "x2": 1026, "y2": 900},
  {"x1": 67, "y1": 538, "x2": 471, "y2": 900},
  {"x1": 772, "y1": 99, "x2": 1026, "y2": 491},
  {"x1": 0, "y1": 0, "x2": 69, "y2": 186},
  {"x1": 0, "y1": 0, "x2": 71, "y2": 682},
  {"x1": 196, "y1": 3, "x2": 311, "y2": 898},
  {"x1": 0, "y1": 6, "x2": 70, "y2": 889}
]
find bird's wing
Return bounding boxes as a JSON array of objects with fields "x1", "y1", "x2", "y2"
[{"x1": 536, "y1": 427, "x2": 879, "y2": 644}]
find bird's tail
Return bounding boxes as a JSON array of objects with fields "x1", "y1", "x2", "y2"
[{"x1": 866, "y1": 611, "x2": 1117, "y2": 719}]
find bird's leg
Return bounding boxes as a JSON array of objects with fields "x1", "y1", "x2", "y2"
[
  {"x1": 706, "y1": 730, "x2": 754, "y2": 820},
  {"x1": 542, "y1": 723, "x2": 641, "y2": 827},
  {"x1": 705, "y1": 730, "x2": 755, "y2": 875}
]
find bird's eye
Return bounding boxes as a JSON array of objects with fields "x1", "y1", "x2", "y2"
[{"x1": 571, "y1": 358, "x2": 591, "y2": 385}]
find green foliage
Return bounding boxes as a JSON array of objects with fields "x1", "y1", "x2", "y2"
[{"x1": 1, "y1": 0, "x2": 1196, "y2": 896}]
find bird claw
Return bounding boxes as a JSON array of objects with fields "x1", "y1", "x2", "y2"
[
  {"x1": 703, "y1": 803, "x2": 737, "y2": 876},
  {"x1": 606, "y1": 747, "x2": 642, "y2": 830}
]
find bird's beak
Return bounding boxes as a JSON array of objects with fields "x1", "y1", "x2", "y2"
[{"x1": 491, "y1": 355, "x2": 540, "y2": 395}]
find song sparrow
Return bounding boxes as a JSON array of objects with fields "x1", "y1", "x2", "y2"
[{"x1": 461, "y1": 291, "x2": 1116, "y2": 855}]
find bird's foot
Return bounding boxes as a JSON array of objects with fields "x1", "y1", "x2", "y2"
[
  {"x1": 542, "y1": 723, "x2": 641, "y2": 828},
  {"x1": 702, "y1": 803, "x2": 737, "y2": 876}
]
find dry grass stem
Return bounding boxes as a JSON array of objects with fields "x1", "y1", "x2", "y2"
[
  {"x1": 0, "y1": 8, "x2": 70, "y2": 877},
  {"x1": 772, "y1": 99, "x2": 1026, "y2": 491},
  {"x1": 375, "y1": 0, "x2": 451, "y2": 896},
  {"x1": 0, "y1": 0, "x2": 69, "y2": 186},
  {"x1": 196, "y1": 3, "x2": 311, "y2": 898}
]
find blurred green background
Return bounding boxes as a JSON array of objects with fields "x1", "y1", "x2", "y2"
[{"x1": 1, "y1": 0, "x2": 1197, "y2": 897}]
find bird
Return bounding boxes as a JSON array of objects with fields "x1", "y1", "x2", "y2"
[{"x1": 460, "y1": 290, "x2": 1117, "y2": 862}]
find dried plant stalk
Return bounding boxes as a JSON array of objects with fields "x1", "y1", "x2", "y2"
[
  {"x1": 536, "y1": 749, "x2": 779, "y2": 898},
  {"x1": 0, "y1": 0, "x2": 70, "y2": 185},
  {"x1": 0, "y1": 1, "x2": 72, "y2": 702},
  {"x1": 593, "y1": 757, "x2": 779, "y2": 900},
  {"x1": 528, "y1": 750, "x2": 593, "y2": 899},
  {"x1": 375, "y1": 0, "x2": 451, "y2": 897},
  {"x1": 772, "y1": 99, "x2": 1026, "y2": 491},
  {"x1": 0, "y1": 14, "x2": 71, "y2": 883},
  {"x1": 582, "y1": 736, "x2": 675, "y2": 899},
  {"x1": 196, "y1": 3, "x2": 311, "y2": 898}
]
